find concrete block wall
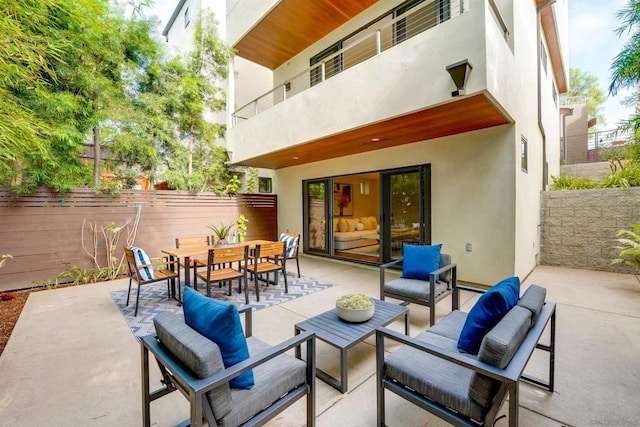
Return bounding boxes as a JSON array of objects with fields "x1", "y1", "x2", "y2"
[
  {"x1": 560, "y1": 162, "x2": 612, "y2": 181},
  {"x1": 540, "y1": 188, "x2": 640, "y2": 273}
]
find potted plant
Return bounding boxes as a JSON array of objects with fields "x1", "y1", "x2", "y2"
[
  {"x1": 208, "y1": 223, "x2": 234, "y2": 246},
  {"x1": 336, "y1": 293, "x2": 375, "y2": 323}
]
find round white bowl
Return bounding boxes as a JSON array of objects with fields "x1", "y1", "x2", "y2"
[{"x1": 336, "y1": 303, "x2": 375, "y2": 323}]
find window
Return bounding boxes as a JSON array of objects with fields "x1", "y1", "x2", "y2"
[
  {"x1": 258, "y1": 177, "x2": 272, "y2": 193},
  {"x1": 552, "y1": 81, "x2": 557, "y2": 106},
  {"x1": 540, "y1": 41, "x2": 547, "y2": 75},
  {"x1": 184, "y1": 6, "x2": 190, "y2": 28},
  {"x1": 521, "y1": 135, "x2": 528, "y2": 173}
]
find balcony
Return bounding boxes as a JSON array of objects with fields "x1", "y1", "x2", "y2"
[{"x1": 228, "y1": 0, "x2": 515, "y2": 169}]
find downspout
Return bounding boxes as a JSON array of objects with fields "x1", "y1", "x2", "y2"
[{"x1": 537, "y1": 0, "x2": 556, "y2": 189}]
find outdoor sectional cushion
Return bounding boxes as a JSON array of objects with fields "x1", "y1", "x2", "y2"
[
  {"x1": 457, "y1": 276, "x2": 520, "y2": 354},
  {"x1": 401, "y1": 243, "x2": 442, "y2": 281},
  {"x1": 222, "y1": 337, "x2": 307, "y2": 427},
  {"x1": 384, "y1": 277, "x2": 449, "y2": 301},
  {"x1": 153, "y1": 312, "x2": 232, "y2": 420},
  {"x1": 517, "y1": 284, "x2": 547, "y2": 325},
  {"x1": 182, "y1": 287, "x2": 254, "y2": 389},
  {"x1": 130, "y1": 246, "x2": 154, "y2": 280}
]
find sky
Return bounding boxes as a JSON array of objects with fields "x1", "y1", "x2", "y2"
[
  {"x1": 569, "y1": 0, "x2": 634, "y2": 129},
  {"x1": 147, "y1": 1, "x2": 635, "y2": 130}
]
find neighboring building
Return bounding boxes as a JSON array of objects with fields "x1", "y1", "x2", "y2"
[{"x1": 169, "y1": 0, "x2": 569, "y2": 285}]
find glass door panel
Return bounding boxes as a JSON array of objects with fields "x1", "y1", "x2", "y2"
[
  {"x1": 303, "y1": 179, "x2": 330, "y2": 254},
  {"x1": 381, "y1": 165, "x2": 431, "y2": 263}
]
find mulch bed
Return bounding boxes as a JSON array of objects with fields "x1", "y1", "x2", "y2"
[{"x1": 0, "y1": 289, "x2": 38, "y2": 356}]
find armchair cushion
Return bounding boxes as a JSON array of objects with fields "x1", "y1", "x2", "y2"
[
  {"x1": 182, "y1": 287, "x2": 254, "y2": 389},
  {"x1": 153, "y1": 312, "x2": 233, "y2": 419},
  {"x1": 457, "y1": 276, "x2": 520, "y2": 354},
  {"x1": 401, "y1": 243, "x2": 442, "y2": 281},
  {"x1": 384, "y1": 277, "x2": 449, "y2": 301},
  {"x1": 130, "y1": 246, "x2": 154, "y2": 280},
  {"x1": 517, "y1": 284, "x2": 546, "y2": 325}
]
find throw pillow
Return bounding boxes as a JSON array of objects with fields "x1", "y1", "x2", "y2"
[
  {"x1": 346, "y1": 218, "x2": 359, "y2": 232},
  {"x1": 369, "y1": 216, "x2": 378, "y2": 228},
  {"x1": 457, "y1": 276, "x2": 521, "y2": 354},
  {"x1": 401, "y1": 243, "x2": 442, "y2": 281},
  {"x1": 279, "y1": 233, "x2": 298, "y2": 257},
  {"x1": 361, "y1": 217, "x2": 372, "y2": 230},
  {"x1": 356, "y1": 222, "x2": 364, "y2": 231},
  {"x1": 338, "y1": 218, "x2": 348, "y2": 232},
  {"x1": 182, "y1": 286, "x2": 254, "y2": 389},
  {"x1": 130, "y1": 246, "x2": 154, "y2": 281}
]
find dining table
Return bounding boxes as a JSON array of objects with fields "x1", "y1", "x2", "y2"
[{"x1": 161, "y1": 239, "x2": 274, "y2": 301}]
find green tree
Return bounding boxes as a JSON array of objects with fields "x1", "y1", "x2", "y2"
[
  {"x1": 610, "y1": 1, "x2": 640, "y2": 132},
  {"x1": 561, "y1": 68, "x2": 606, "y2": 126}
]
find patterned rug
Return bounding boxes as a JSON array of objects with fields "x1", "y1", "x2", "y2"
[{"x1": 111, "y1": 274, "x2": 333, "y2": 340}]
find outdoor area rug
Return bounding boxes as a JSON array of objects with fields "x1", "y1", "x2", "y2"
[{"x1": 111, "y1": 274, "x2": 334, "y2": 340}]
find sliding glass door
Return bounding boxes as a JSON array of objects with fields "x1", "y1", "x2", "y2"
[
  {"x1": 302, "y1": 179, "x2": 331, "y2": 255},
  {"x1": 380, "y1": 165, "x2": 431, "y2": 263}
]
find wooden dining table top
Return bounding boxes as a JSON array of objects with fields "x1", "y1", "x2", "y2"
[{"x1": 161, "y1": 239, "x2": 275, "y2": 259}]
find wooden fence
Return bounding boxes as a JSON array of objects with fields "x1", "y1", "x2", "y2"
[{"x1": 0, "y1": 188, "x2": 278, "y2": 292}]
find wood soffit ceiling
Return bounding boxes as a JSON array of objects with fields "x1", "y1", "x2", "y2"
[
  {"x1": 234, "y1": 0, "x2": 380, "y2": 70},
  {"x1": 237, "y1": 93, "x2": 511, "y2": 170},
  {"x1": 537, "y1": 0, "x2": 567, "y2": 93}
]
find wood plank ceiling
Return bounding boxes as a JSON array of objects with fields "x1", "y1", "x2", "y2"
[
  {"x1": 236, "y1": 93, "x2": 511, "y2": 169},
  {"x1": 234, "y1": 0, "x2": 380, "y2": 70}
]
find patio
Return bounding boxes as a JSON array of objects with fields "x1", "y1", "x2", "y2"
[{"x1": 0, "y1": 256, "x2": 639, "y2": 426}]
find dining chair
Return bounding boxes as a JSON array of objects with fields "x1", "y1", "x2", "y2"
[
  {"x1": 193, "y1": 245, "x2": 248, "y2": 298},
  {"x1": 278, "y1": 232, "x2": 301, "y2": 278},
  {"x1": 244, "y1": 241, "x2": 288, "y2": 303},
  {"x1": 124, "y1": 246, "x2": 180, "y2": 317},
  {"x1": 175, "y1": 236, "x2": 211, "y2": 287}
]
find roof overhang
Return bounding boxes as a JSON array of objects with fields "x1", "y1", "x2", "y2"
[
  {"x1": 537, "y1": 0, "x2": 568, "y2": 93},
  {"x1": 234, "y1": 93, "x2": 511, "y2": 169},
  {"x1": 233, "y1": 0, "x2": 380, "y2": 70}
]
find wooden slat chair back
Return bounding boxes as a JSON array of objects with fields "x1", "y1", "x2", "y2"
[
  {"x1": 124, "y1": 246, "x2": 180, "y2": 317},
  {"x1": 244, "y1": 241, "x2": 288, "y2": 303},
  {"x1": 176, "y1": 236, "x2": 211, "y2": 287},
  {"x1": 193, "y1": 245, "x2": 248, "y2": 298}
]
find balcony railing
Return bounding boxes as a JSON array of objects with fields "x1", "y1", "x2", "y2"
[{"x1": 232, "y1": 0, "x2": 466, "y2": 125}]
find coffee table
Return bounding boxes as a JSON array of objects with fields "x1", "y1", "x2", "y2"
[{"x1": 294, "y1": 298, "x2": 409, "y2": 393}]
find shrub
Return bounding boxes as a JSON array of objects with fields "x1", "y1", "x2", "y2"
[
  {"x1": 550, "y1": 174, "x2": 597, "y2": 190},
  {"x1": 612, "y1": 223, "x2": 640, "y2": 271}
]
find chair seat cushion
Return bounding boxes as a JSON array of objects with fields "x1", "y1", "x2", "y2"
[
  {"x1": 401, "y1": 243, "x2": 442, "y2": 281},
  {"x1": 219, "y1": 337, "x2": 307, "y2": 427},
  {"x1": 384, "y1": 277, "x2": 449, "y2": 301},
  {"x1": 182, "y1": 287, "x2": 254, "y2": 389},
  {"x1": 457, "y1": 276, "x2": 520, "y2": 354},
  {"x1": 384, "y1": 331, "x2": 487, "y2": 423},
  {"x1": 153, "y1": 312, "x2": 232, "y2": 420}
]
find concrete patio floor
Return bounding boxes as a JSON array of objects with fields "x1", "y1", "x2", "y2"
[{"x1": 1, "y1": 256, "x2": 639, "y2": 426}]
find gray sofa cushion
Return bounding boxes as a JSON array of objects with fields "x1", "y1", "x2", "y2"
[
  {"x1": 153, "y1": 312, "x2": 232, "y2": 419},
  {"x1": 384, "y1": 277, "x2": 449, "y2": 301},
  {"x1": 385, "y1": 330, "x2": 487, "y2": 423},
  {"x1": 517, "y1": 284, "x2": 546, "y2": 325},
  {"x1": 220, "y1": 337, "x2": 307, "y2": 427},
  {"x1": 439, "y1": 253, "x2": 452, "y2": 283},
  {"x1": 468, "y1": 306, "x2": 532, "y2": 407},
  {"x1": 427, "y1": 309, "x2": 467, "y2": 340}
]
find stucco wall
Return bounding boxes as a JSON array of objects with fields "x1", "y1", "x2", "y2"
[{"x1": 540, "y1": 188, "x2": 640, "y2": 273}]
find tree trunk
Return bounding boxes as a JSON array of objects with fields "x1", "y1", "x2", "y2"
[
  {"x1": 93, "y1": 126, "x2": 101, "y2": 186},
  {"x1": 188, "y1": 122, "x2": 194, "y2": 175}
]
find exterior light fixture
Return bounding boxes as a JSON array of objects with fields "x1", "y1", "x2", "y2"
[
  {"x1": 446, "y1": 59, "x2": 473, "y2": 97},
  {"x1": 371, "y1": 137, "x2": 380, "y2": 142},
  {"x1": 293, "y1": 156, "x2": 299, "y2": 160}
]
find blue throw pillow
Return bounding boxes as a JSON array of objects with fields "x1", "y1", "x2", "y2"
[
  {"x1": 401, "y1": 244, "x2": 442, "y2": 281},
  {"x1": 279, "y1": 233, "x2": 299, "y2": 258},
  {"x1": 130, "y1": 246, "x2": 154, "y2": 281},
  {"x1": 182, "y1": 287, "x2": 254, "y2": 389},
  {"x1": 457, "y1": 276, "x2": 521, "y2": 354}
]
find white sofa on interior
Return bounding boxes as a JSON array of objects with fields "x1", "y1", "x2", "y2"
[{"x1": 334, "y1": 216, "x2": 379, "y2": 250}]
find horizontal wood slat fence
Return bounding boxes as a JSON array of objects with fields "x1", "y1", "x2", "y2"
[{"x1": 0, "y1": 187, "x2": 278, "y2": 292}]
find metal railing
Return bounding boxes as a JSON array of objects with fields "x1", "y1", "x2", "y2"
[{"x1": 233, "y1": 0, "x2": 466, "y2": 125}]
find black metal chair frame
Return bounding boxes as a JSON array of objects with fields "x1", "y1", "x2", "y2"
[{"x1": 141, "y1": 307, "x2": 317, "y2": 427}]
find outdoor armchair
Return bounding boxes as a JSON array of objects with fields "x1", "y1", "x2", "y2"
[
  {"x1": 141, "y1": 305, "x2": 316, "y2": 427},
  {"x1": 380, "y1": 249, "x2": 457, "y2": 326}
]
